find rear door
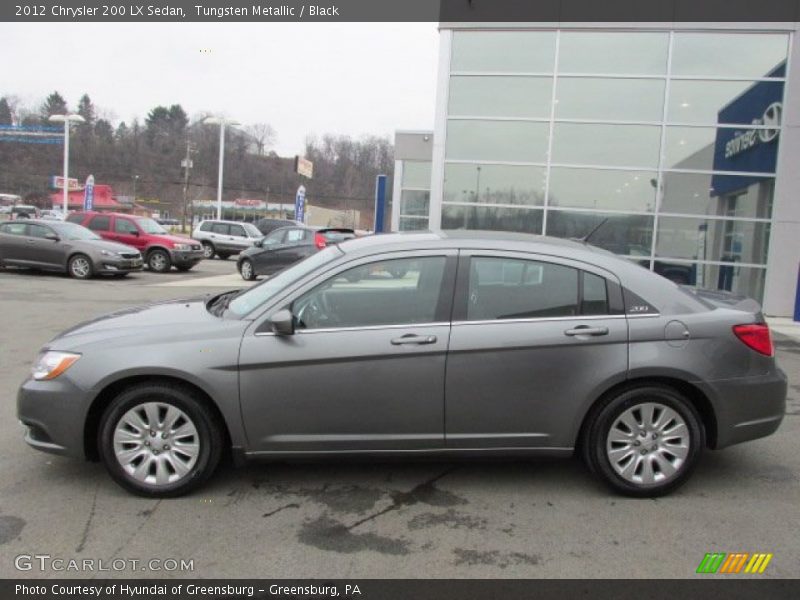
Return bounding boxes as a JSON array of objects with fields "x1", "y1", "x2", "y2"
[
  {"x1": 0, "y1": 221, "x2": 29, "y2": 264},
  {"x1": 86, "y1": 214, "x2": 113, "y2": 241},
  {"x1": 445, "y1": 251, "x2": 629, "y2": 450}
]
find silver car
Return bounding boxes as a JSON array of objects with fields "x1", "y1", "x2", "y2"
[
  {"x1": 0, "y1": 220, "x2": 143, "y2": 279},
  {"x1": 17, "y1": 232, "x2": 786, "y2": 497},
  {"x1": 192, "y1": 219, "x2": 262, "y2": 260}
]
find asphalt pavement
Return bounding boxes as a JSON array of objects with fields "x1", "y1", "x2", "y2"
[{"x1": 0, "y1": 259, "x2": 798, "y2": 578}]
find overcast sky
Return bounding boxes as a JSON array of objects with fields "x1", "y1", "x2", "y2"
[{"x1": 3, "y1": 23, "x2": 439, "y2": 155}]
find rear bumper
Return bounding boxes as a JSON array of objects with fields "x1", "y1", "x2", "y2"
[{"x1": 699, "y1": 369, "x2": 787, "y2": 449}]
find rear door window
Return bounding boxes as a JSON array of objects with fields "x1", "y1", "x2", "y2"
[
  {"x1": 66, "y1": 214, "x2": 84, "y2": 224},
  {"x1": 0, "y1": 222, "x2": 27, "y2": 235},
  {"x1": 285, "y1": 229, "x2": 306, "y2": 244},
  {"x1": 87, "y1": 215, "x2": 111, "y2": 231},
  {"x1": 582, "y1": 272, "x2": 609, "y2": 315}
]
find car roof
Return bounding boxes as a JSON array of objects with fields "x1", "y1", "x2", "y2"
[{"x1": 201, "y1": 219, "x2": 252, "y2": 225}]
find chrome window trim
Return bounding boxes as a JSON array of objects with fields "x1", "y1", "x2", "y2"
[
  {"x1": 255, "y1": 321, "x2": 451, "y2": 337},
  {"x1": 452, "y1": 314, "x2": 633, "y2": 327}
]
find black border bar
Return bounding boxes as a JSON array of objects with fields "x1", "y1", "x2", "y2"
[{"x1": 3, "y1": 0, "x2": 800, "y2": 23}]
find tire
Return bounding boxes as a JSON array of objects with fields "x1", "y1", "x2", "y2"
[
  {"x1": 97, "y1": 382, "x2": 223, "y2": 497},
  {"x1": 113, "y1": 273, "x2": 130, "y2": 278},
  {"x1": 68, "y1": 254, "x2": 93, "y2": 280},
  {"x1": 147, "y1": 249, "x2": 172, "y2": 273},
  {"x1": 217, "y1": 253, "x2": 230, "y2": 261},
  {"x1": 176, "y1": 265, "x2": 194, "y2": 272},
  {"x1": 239, "y1": 258, "x2": 256, "y2": 281},
  {"x1": 584, "y1": 385, "x2": 704, "y2": 497},
  {"x1": 201, "y1": 242, "x2": 216, "y2": 259}
]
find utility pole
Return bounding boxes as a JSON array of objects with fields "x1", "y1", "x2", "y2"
[{"x1": 181, "y1": 140, "x2": 195, "y2": 232}]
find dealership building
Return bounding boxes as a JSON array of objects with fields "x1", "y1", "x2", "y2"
[{"x1": 392, "y1": 23, "x2": 800, "y2": 317}]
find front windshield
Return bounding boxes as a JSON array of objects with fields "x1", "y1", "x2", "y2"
[
  {"x1": 136, "y1": 218, "x2": 167, "y2": 234},
  {"x1": 243, "y1": 223, "x2": 262, "y2": 238},
  {"x1": 227, "y1": 246, "x2": 342, "y2": 316},
  {"x1": 54, "y1": 222, "x2": 101, "y2": 241}
]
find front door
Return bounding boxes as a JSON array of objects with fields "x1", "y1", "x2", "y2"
[
  {"x1": 111, "y1": 216, "x2": 147, "y2": 251},
  {"x1": 445, "y1": 252, "x2": 629, "y2": 450},
  {"x1": 238, "y1": 252, "x2": 456, "y2": 453},
  {"x1": 20, "y1": 223, "x2": 65, "y2": 268}
]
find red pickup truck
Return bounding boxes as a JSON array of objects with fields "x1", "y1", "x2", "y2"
[{"x1": 66, "y1": 212, "x2": 204, "y2": 272}]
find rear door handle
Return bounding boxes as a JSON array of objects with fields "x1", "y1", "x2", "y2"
[
  {"x1": 391, "y1": 334, "x2": 437, "y2": 345},
  {"x1": 564, "y1": 326, "x2": 609, "y2": 337}
]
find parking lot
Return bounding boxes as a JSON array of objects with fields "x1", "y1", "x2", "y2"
[{"x1": 0, "y1": 259, "x2": 798, "y2": 579}]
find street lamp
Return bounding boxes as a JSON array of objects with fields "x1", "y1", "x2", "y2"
[
  {"x1": 204, "y1": 116, "x2": 240, "y2": 220},
  {"x1": 49, "y1": 113, "x2": 86, "y2": 218},
  {"x1": 132, "y1": 175, "x2": 139, "y2": 203}
]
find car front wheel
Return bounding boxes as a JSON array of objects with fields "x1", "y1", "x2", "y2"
[
  {"x1": 68, "y1": 254, "x2": 93, "y2": 279},
  {"x1": 98, "y1": 383, "x2": 223, "y2": 497},
  {"x1": 148, "y1": 249, "x2": 172, "y2": 273},
  {"x1": 201, "y1": 242, "x2": 215, "y2": 259},
  {"x1": 239, "y1": 258, "x2": 256, "y2": 281},
  {"x1": 584, "y1": 385, "x2": 703, "y2": 497}
]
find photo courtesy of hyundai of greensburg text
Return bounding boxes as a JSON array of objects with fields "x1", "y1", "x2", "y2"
[{"x1": 1, "y1": 1, "x2": 799, "y2": 599}]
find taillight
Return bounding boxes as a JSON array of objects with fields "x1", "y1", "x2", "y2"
[
  {"x1": 314, "y1": 233, "x2": 327, "y2": 249},
  {"x1": 732, "y1": 323, "x2": 774, "y2": 356}
]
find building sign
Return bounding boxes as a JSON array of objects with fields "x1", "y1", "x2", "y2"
[
  {"x1": 50, "y1": 176, "x2": 82, "y2": 191},
  {"x1": 295, "y1": 185, "x2": 306, "y2": 222},
  {"x1": 711, "y1": 62, "x2": 785, "y2": 197},
  {"x1": 294, "y1": 156, "x2": 313, "y2": 179},
  {"x1": 83, "y1": 175, "x2": 95, "y2": 211}
]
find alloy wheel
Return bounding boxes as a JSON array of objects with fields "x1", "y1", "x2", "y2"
[
  {"x1": 202, "y1": 243, "x2": 215, "y2": 259},
  {"x1": 605, "y1": 402, "x2": 690, "y2": 485},
  {"x1": 241, "y1": 260, "x2": 253, "y2": 280},
  {"x1": 70, "y1": 256, "x2": 91, "y2": 278},
  {"x1": 113, "y1": 402, "x2": 200, "y2": 487}
]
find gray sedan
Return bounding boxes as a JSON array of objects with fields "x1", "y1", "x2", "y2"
[
  {"x1": 0, "y1": 219, "x2": 142, "y2": 279},
  {"x1": 17, "y1": 231, "x2": 786, "y2": 497}
]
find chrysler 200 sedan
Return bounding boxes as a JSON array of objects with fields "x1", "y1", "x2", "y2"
[{"x1": 17, "y1": 232, "x2": 786, "y2": 497}]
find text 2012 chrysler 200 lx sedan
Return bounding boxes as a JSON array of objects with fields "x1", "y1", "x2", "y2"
[{"x1": 17, "y1": 232, "x2": 786, "y2": 497}]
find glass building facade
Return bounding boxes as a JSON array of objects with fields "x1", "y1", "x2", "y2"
[{"x1": 398, "y1": 26, "x2": 798, "y2": 309}]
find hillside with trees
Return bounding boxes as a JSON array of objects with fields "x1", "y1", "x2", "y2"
[{"x1": 0, "y1": 92, "x2": 394, "y2": 226}]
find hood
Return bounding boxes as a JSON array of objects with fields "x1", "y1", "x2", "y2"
[
  {"x1": 149, "y1": 233, "x2": 199, "y2": 247},
  {"x1": 72, "y1": 238, "x2": 140, "y2": 255}
]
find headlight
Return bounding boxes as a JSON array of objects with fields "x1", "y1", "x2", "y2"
[
  {"x1": 31, "y1": 351, "x2": 81, "y2": 381},
  {"x1": 173, "y1": 243, "x2": 191, "y2": 251},
  {"x1": 100, "y1": 250, "x2": 112, "y2": 256}
]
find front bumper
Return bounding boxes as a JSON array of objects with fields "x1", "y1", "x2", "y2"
[
  {"x1": 17, "y1": 377, "x2": 89, "y2": 459},
  {"x1": 96, "y1": 256, "x2": 143, "y2": 273},
  {"x1": 699, "y1": 368, "x2": 788, "y2": 449},
  {"x1": 169, "y1": 249, "x2": 204, "y2": 266}
]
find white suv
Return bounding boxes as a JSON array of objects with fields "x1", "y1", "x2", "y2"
[{"x1": 192, "y1": 220, "x2": 262, "y2": 260}]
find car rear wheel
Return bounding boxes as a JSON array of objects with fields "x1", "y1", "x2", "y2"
[
  {"x1": 147, "y1": 249, "x2": 171, "y2": 273},
  {"x1": 584, "y1": 385, "x2": 703, "y2": 497},
  {"x1": 217, "y1": 253, "x2": 230, "y2": 260},
  {"x1": 201, "y1": 242, "x2": 215, "y2": 259},
  {"x1": 176, "y1": 265, "x2": 194, "y2": 272},
  {"x1": 68, "y1": 254, "x2": 93, "y2": 279},
  {"x1": 239, "y1": 258, "x2": 256, "y2": 281},
  {"x1": 98, "y1": 383, "x2": 223, "y2": 497}
]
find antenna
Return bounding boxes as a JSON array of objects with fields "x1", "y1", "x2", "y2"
[{"x1": 580, "y1": 217, "x2": 609, "y2": 244}]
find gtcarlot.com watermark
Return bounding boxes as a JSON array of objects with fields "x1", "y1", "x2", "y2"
[{"x1": 14, "y1": 553, "x2": 194, "y2": 573}]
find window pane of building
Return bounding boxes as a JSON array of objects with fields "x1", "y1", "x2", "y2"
[
  {"x1": 655, "y1": 216, "x2": 770, "y2": 265},
  {"x1": 467, "y1": 257, "x2": 579, "y2": 320},
  {"x1": 546, "y1": 210, "x2": 654, "y2": 256},
  {"x1": 551, "y1": 123, "x2": 661, "y2": 168},
  {"x1": 671, "y1": 33, "x2": 788, "y2": 78},
  {"x1": 664, "y1": 126, "x2": 780, "y2": 173},
  {"x1": 401, "y1": 161, "x2": 431, "y2": 189},
  {"x1": 446, "y1": 120, "x2": 550, "y2": 163},
  {"x1": 558, "y1": 31, "x2": 669, "y2": 75},
  {"x1": 667, "y1": 79, "x2": 785, "y2": 125},
  {"x1": 442, "y1": 205, "x2": 544, "y2": 234},
  {"x1": 443, "y1": 164, "x2": 546, "y2": 206},
  {"x1": 449, "y1": 76, "x2": 552, "y2": 118},
  {"x1": 399, "y1": 217, "x2": 429, "y2": 231},
  {"x1": 689, "y1": 263, "x2": 766, "y2": 302},
  {"x1": 555, "y1": 77, "x2": 665, "y2": 122},
  {"x1": 451, "y1": 31, "x2": 556, "y2": 73},
  {"x1": 660, "y1": 172, "x2": 774, "y2": 219},
  {"x1": 548, "y1": 167, "x2": 657, "y2": 212},
  {"x1": 399, "y1": 190, "x2": 430, "y2": 216}
]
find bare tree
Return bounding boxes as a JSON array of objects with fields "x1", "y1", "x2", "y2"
[{"x1": 245, "y1": 123, "x2": 276, "y2": 156}]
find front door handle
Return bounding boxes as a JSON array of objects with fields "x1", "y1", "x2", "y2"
[
  {"x1": 564, "y1": 326, "x2": 609, "y2": 337},
  {"x1": 391, "y1": 334, "x2": 437, "y2": 345}
]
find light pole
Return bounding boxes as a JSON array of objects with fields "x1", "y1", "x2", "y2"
[
  {"x1": 49, "y1": 113, "x2": 85, "y2": 218},
  {"x1": 204, "y1": 116, "x2": 239, "y2": 220},
  {"x1": 132, "y1": 175, "x2": 139, "y2": 203}
]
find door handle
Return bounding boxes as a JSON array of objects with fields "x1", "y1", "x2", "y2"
[
  {"x1": 564, "y1": 326, "x2": 609, "y2": 337},
  {"x1": 391, "y1": 334, "x2": 437, "y2": 345}
]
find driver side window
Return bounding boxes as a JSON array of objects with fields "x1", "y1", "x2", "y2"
[{"x1": 292, "y1": 256, "x2": 446, "y2": 330}]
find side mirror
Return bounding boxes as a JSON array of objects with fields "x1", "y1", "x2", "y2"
[
  {"x1": 269, "y1": 308, "x2": 295, "y2": 336},
  {"x1": 45, "y1": 233, "x2": 60, "y2": 242},
  {"x1": 132, "y1": 230, "x2": 140, "y2": 236},
  {"x1": 255, "y1": 239, "x2": 263, "y2": 248}
]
